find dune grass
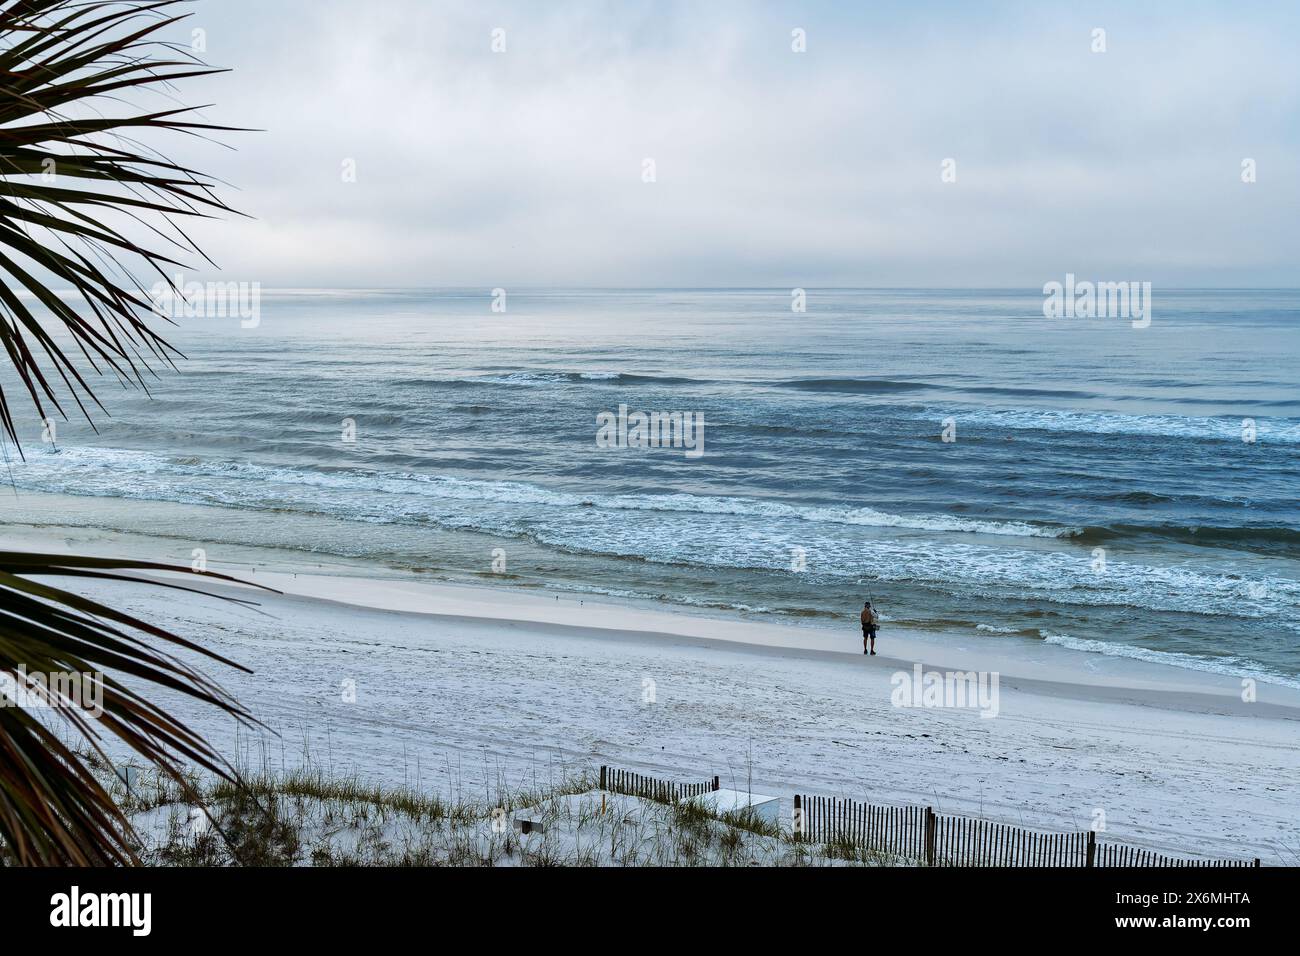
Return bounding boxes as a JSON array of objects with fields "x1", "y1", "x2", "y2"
[{"x1": 40, "y1": 751, "x2": 902, "y2": 867}]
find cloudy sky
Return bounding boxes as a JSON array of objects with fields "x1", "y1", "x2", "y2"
[{"x1": 163, "y1": 0, "x2": 1298, "y2": 288}]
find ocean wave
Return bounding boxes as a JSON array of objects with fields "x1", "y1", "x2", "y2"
[
  {"x1": 770, "y1": 379, "x2": 1114, "y2": 401},
  {"x1": 475, "y1": 578, "x2": 775, "y2": 615},
  {"x1": 975, "y1": 623, "x2": 1032, "y2": 635},
  {"x1": 616, "y1": 494, "x2": 1066, "y2": 538},
  {"x1": 1040, "y1": 632, "x2": 1300, "y2": 689},
  {"x1": 952, "y1": 407, "x2": 1300, "y2": 443},
  {"x1": 392, "y1": 370, "x2": 703, "y2": 389},
  {"x1": 16, "y1": 446, "x2": 1072, "y2": 539},
  {"x1": 773, "y1": 378, "x2": 931, "y2": 395},
  {"x1": 956, "y1": 385, "x2": 1101, "y2": 400},
  {"x1": 1070, "y1": 522, "x2": 1300, "y2": 556}
]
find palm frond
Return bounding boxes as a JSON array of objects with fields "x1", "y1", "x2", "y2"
[
  {"x1": 0, "y1": 553, "x2": 262, "y2": 865},
  {"x1": 0, "y1": 0, "x2": 257, "y2": 865},
  {"x1": 0, "y1": 0, "x2": 244, "y2": 450}
]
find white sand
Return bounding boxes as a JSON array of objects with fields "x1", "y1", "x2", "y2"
[{"x1": 10, "y1": 523, "x2": 1291, "y2": 865}]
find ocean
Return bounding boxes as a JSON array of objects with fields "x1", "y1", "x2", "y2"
[{"x1": 3, "y1": 288, "x2": 1298, "y2": 686}]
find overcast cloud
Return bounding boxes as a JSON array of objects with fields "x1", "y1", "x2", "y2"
[{"x1": 159, "y1": 0, "x2": 1300, "y2": 288}]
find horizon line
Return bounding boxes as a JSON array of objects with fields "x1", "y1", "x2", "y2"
[{"x1": 34, "y1": 285, "x2": 1300, "y2": 295}]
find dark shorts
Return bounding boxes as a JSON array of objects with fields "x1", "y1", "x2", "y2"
[{"x1": 862, "y1": 626, "x2": 877, "y2": 639}]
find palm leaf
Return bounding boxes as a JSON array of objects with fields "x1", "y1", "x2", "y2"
[
  {"x1": 0, "y1": 0, "x2": 245, "y2": 447},
  {"x1": 0, "y1": 553, "x2": 261, "y2": 865},
  {"x1": 0, "y1": 0, "x2": 256, "y2": 865}
]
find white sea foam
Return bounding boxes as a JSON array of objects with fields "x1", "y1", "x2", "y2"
[
  {"x1": 19, "y1": 446, "x2": 1069, "y2": 539},
  {"x1": 13, "y1": 446, "x2": 1299, "y2": 633},
  {"x1": 1041, "y1": 632, "x2": 1300, "y2": 690},
  {"x1": 957, "y1": 407, "x2": 1300, "y2": 443}
]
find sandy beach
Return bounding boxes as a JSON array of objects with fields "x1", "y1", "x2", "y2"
[{"x1": 10, "y1": 518, "x2": 1298, "y2": 865}]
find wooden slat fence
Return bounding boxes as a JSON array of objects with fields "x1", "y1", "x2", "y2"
[
  {"x1": 930, "y1": 813, "x2": 1088, "y2": 866},
  {"x1": 796, "y1": 795, "x2": 927, "y2": 860},
  {"x1": 794, "y1": 795, "x2": 1260, "y2": 868},
  {"x1": 600, "y1": 765, "x2": 719, "y2": 804},
  {"x1": 1094, "y1": 842, "x2": 1258, "y2": 868}
]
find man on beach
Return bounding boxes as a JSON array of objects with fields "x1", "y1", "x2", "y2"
[{"x1": 860, "y1": 601, "x2": 878, "y2": 655}]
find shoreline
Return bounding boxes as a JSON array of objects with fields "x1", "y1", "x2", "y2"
[
  {"x1": 3, "y1": 483, "x2": 1298, "y2": 692},
  {"x1": 4, "y1": 507, "x2": 1299, "y2": 704},
  {"x1": 227, "y1": 570, "x2": 1300, "y2": 713}
]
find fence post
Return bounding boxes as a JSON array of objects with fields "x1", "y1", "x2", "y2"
[
  {"x1": 1254, "y1": 858, "x2": 1260, "y2": 868},
  {"x1": 600, "y1": 765, "x2": 607, "y2": 791},
  {"x1": 793, "y1": 794, "x2": 803, "y2": 842},
  {"x1": 713, "y1": 775, "x2": 720, "y2": 792},
  {"x1": 925, "y1": 806, "x2": 936, "y2": 866},
  {"x1": 1086, "y1": 830, "x2": 1096, "y2": 868}
]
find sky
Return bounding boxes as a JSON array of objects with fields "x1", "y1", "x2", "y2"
[{"x1": 149, "y1": 0, "x2": 1300, "y2": 288}]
